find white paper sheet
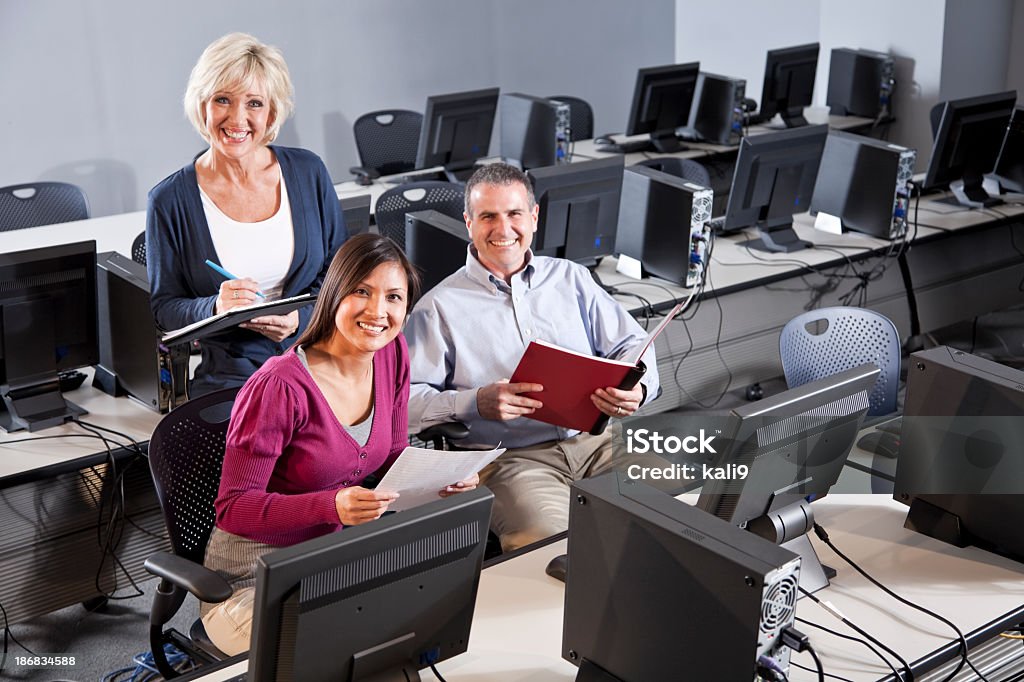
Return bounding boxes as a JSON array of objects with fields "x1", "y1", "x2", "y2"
[{"x1": 375, "y1": 445, "x2": 505, "y2": 511}]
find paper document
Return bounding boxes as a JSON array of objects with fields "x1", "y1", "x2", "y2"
[
  {"x1": 623, "y1": 300, "x2": 686, "y2": 365},
  {"x1": 375, "y1": 444, "x2": 505, "y2": 512}
]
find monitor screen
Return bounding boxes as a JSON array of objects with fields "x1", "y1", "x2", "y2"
[
  {"x1": 697, "y1": 363, "x2": 879, "y2": 593},
  {"x1": 0, "y1": 240, "x2": 98, "y2": 432},
  {"x1": 339, "y1": 194, "x2": 372, "y2": 236},
  {"x1": 416, "y1": 88, "x2": 500, "y2": 181},
  {"x1": 527, "y1": 156, "x2": 624, "y2": 267},
  {"x1": 993, "y1": 105, "x2": 1024, "y2": 193},
  {"x1": 923, "y1": 90, "x2": 1016, "y2": 207},
  {"x1": 625, "y1": 62, "x2": 700, "y2": 153},
  {"x1": 248, "y1": 488, "x2": 493, "y2": 682},
  {"x1": 893, "y1": 346, "x2": 1024, "y2": 563},
  {"x1": 616, "y1": 164, "x2": 710, "y2": 286},
  {"x1": 759, "y1": 43, "x2": 820, "y2": 128},
  {"x1": 719, "y1": 124, "x2": 828, "y2": 253},
  {"x1": 404, "y1": 209, "x2": 470, "y2": 293}
]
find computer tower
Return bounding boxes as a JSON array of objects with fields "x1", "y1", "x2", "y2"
[
  {"x1": 688, "y1": 72, "x2": 746, "y2": 145},
  {"x1": 404, "y1": 210, "x2": 470, "y2": 294},
  {"x1": 826, "y1": 47, "x2": 895, "y2": 119},
  {"x1": 339, "y1": 194, "x2": 372, "y2": 236},
  {"x1": 563, "y1": 473, "x2": 801, "y2": 682},
  {"x1": 616, "y1": 165, "x2": 712, "y2": 287},
  {"x1": 500, "y1": 93, "x2": 570, "y2": 169},
  {"x1": 93, "y1": 252, "x2": 188, "y2": 412},
  {"x1": 810, "y1": 131, "x2": 915, "y2": 240}
]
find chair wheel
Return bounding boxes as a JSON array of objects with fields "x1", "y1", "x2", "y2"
[{"x1": 745, "y1": 383, "x2": 764, "y2": 401}]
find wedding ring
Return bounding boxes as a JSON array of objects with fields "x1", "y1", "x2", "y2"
[
  {"x1": 616, "y1": 405, "x2": 623, "y2": 415},
  {"x1": 233, "y1": 290, "x2": 239, "y2": 299}
]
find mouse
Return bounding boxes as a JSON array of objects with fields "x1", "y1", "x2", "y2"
[
  {"x1": 545, "y1": 553, "x2": 568, "y2": 582},
  {"x1": 856, "y1": 431, "x2": 900, "y2": 459},
  {"x1": 593, "y1": 133, "x2": 617, "y2": 146}
]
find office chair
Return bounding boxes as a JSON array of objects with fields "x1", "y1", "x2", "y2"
[
  {"x1": 0, "y1": 181, "x2": 89, "y2": 231},
  {"x1": 779, "y1": 306, "x2": 900, "y2": 417},
  {"x1": 131, "y1": 231, "x2": 147, "y2": 265},
  {"x1": 632, "y1": 158, "x2": 711, "y2": 188},
  {"x1": 349, "y1": 109, "x2": 423, "y2": 185},
  {"x1": 144, "y1": 387, "x2": 239, "y2": 679},
  {"x1": 547, "y1": 95, "x2": 594, "y2": 141},
  {"x1": 374, "y1": 181, "x2": 465, "y2": 252}
]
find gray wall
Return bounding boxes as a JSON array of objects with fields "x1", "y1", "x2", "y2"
[
  {"x1": 1009, "y1": 0, "x2": 1024, "y2": 95},
  {"x1": 940, "y1": 0, "x2": 1015, "y2": 100},
  {"x1": 0, "y1": 0, "x2": 675, "y2": 217}
]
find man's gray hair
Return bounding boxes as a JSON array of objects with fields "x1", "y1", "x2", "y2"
[{"x1": 463, "y1": 163, "x2": 536, "y2": 217}]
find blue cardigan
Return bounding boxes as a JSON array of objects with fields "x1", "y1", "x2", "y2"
[{"x1": 146, "y1": 146, "x2": 347, "y2": 396}]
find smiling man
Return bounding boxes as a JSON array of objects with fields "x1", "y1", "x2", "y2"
[{"x1": 406, "y1": 163, "x2": 660, "y2": 551}]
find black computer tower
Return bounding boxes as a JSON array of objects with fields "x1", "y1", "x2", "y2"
[
  {"x1": 689, "y1": 72, "x2": 746, "y2": 145},
  {"x1": 500, "y1": 93, "x2": 571, "y2": 170},
  {"x1": 826, "y1": 48, "x2": 895, "y2": 119},
  {"x1": 404, "y1": 210, "x2": 470, "y2": 294}
]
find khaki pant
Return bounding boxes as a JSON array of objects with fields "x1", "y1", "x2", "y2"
[{"x1": 200, "y1": 586, "x2": 255, "y2": 656}]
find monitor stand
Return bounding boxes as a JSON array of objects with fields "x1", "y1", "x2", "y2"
[
  {"x1": 576, "y1": 658, "x2": 626, "y2": 682},
  {"x1": 939, "y1": 178, "x2": 1004, "y2": 209},
  {"x1": 741, "y1": 225, "x2": 811, "y2": 253},
  {"x1": 442, "y1": 163, "x2": 477, "y2": 184},
  {"x1": 780, "y1": 107, "x2": 809, "y2": 128},
  {"x1": 650, "y1": 130, "x2": 687, "y2": 154}
]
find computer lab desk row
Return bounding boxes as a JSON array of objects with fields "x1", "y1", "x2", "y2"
[{"x1": 183, "y1": 493, "x2": 1024, "y2": 682}]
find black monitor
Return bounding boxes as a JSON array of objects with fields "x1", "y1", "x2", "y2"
[
  {"x1": 340, "y1": 194, "x2": 372, "y2": 236},
  {"x1": 615, "y1": 164, "x2": 711, "y2": 286},
  {"x1": 993, "y1": 105, "x2": 1024, "y2": 193},
  {"x1": 0, "y1": 240, "x2": 98, "y2": 432},
  {"x1": 416, "y1": 87, "x2": 500, "y2": 183},
  {"x1": 527, "y1": 156, "x2": 624, "y2": 267},
  {"x1": 758, "y1": 43, "x2": 820, "y2": 128},
  {"x1": 719, "y1": 124, "x2": 828, "y2": 253},
  {"x1": 248, "y1": 488, "x2": 493, "y2": 682},
  {"x1": 499, "y1": 93, "x2": 570, "y2": 170},
  {"x1": 923, "y1": 90, "x2": 1017, "y2": 207},
  {"x1": 894, "y1": 346, "x2": 1024, "y2": 563},
  {"x1": 404, "y1": 209, "x2": 470, "y2": 293},
  {"x1": 624, "y1": 62, "x2": 700, "y2": 153},
  {"x1": 563, "y1": 473, "x2": 802, "y2": 682},
  {"x1": 697, "y1": 363, "x2": 879, "y2": 594}
]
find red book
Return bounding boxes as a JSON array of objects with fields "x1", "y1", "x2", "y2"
[{"x1": 510, "y1": 340, "x2": 646, "y2": 434}]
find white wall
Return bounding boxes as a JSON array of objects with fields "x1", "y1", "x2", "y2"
[{"x1": 0, "y1": 0, "x2": 675, "y2": 217}]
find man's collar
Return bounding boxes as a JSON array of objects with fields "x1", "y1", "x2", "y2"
[{"x1": 465, "y1": 246, "x2": 536, "y2": 290}]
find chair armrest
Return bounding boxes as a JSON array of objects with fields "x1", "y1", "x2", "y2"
[
  {"x1": 349, "y1": 166, "x2": 380, "y2": 186},
  {"x1": 145, "y1": 552, "x2": 233, "y2": 604},
  {"x1": 417, "y1": 421, "x2": 470, "y2": 449}
]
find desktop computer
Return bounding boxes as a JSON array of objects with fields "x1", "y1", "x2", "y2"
[
  {"x1": 686, "y1": 72, "x2": 746, "y2": 146},
  {"x1": 94, "y1": 252, "x2": 188, "y2": 412},
  {"x1": 500, "y1": 93, "x2": 571, "y2": 169},
  {"x1": 810, "y1": 131, "x2": 916, "y2": 240},
  {"x1": 403, "y1": 210, "x2": 470, "y2": 294},
  {"x1": 826, "y1": 48, "x2": 895, "y2": 119}
]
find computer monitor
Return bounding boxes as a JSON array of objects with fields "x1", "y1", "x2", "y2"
[
  {"x1": 993, "y1": 105, "x2": 1024, "y2": 193},
  {"x1": 718, "y1": 124, "x2": 828, "y2": 253},
  {"x1": 758, "y1": 43, "x2": 820, "y2": 128},
  {"x1": 893, "y1": 346, "x2": 1024, "y2": 563},
  {"x1": 499, "y1": 93, "x2": 570, "y2": 170},
  {"x1": 248, "y1": 488, "x2": 493, "y2": 682},
  {"x1": 615, "y1": 164, "x2": 712, "y2": 287},
  {"x1": 563, "y1": 473, "x2": 802, "y2": 682},
  {"x1": 697, "y1": 363, "x2": 879, "y2": 594},
  {"x1": 624, "y1": 62, "x2": 700, "y2": 153},
  {"x1": 404, "y1": 209, "x2": 470, "y2": 293},
  {"x1": 340, "y1": 194, "x2": 372, "y2": 236},
  {"x1": 923, "y1": 90, "x2": 1017, "y2": 207},
  {"x1": 0, "y1": 240, "x2": 98, "y2": 432},
  {"x1": 416, "y1": 87, "x2": 500, "y2": 183},
  {"x1": 687, "y1": 72, "x2": 746, "y2": 146},
  {"x1": 527, "y1": 156, "x2": 624, "y2": 267}
]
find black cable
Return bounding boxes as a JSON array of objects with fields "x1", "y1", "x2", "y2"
[
  {"x1": 789, "y1": 660, "x2": 853, "y2": 682},
  {"x1": 796, "y1": 616, "x2": 902, "y2": 681},
  {"x1": 430, "y1": 663, "x2": 448, "y2": 681},
  {"x1": 806, "y1": 642, "x2": 825, "y2": 682},
  {"x1": 813, "y1": 523, "x2": 987, "y2": 682}
]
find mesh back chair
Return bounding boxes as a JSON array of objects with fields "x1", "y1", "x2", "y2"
[
  {"x1": 132, "y1": 231, "x2": 147, "y2": 265},
  {"x1": 547, "y1": 95, "x2": 594, "y2": 141},
  {"x1": 0, "y1": 182, "x2": 89, "y2": 231},
  {"x1": 349, "y1": 109, "x2": 424, "y2": 184},
  {"x1": 632, "y1": 158, "x2": 711, "y2": 187},
  {"x1": 374, "y1": 181, "x2": 465, "y2": 252},
  {"x1": 144, "y1": 387, "x2": 240, "y2": 678},
  {"x1": 779, "y1": 307, "x2": 900, "y2": 417}
]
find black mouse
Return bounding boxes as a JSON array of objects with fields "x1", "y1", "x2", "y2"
[
  {"x1": 593, "y1": 133, "x2": 616, "y2": 146},
  {"x1": 545, "y1": 553, "x2": 568, "y2": 582},
  {"x1": 856, "y1": 431, "x2": 900, "y2": 459}
]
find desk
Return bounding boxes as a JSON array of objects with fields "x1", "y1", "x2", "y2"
[
  {"x1": 0, "y1": 370, "x2": 166, "y2": 625},
  {"x1": 184, "y1": 494, "x2": 1024, "y2": 681}
]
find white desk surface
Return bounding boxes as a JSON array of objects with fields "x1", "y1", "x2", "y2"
[{"x1": 189, "y1": 494, "x2": 1024, "y2": 682}]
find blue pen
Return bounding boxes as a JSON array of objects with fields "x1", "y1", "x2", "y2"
[{"x1": 205, "y1": 259, "x2": 266, "y2": 299}]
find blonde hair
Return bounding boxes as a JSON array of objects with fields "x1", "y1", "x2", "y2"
[{"x1": 183, "y1": 33, "x2": 294, "y2": 145}]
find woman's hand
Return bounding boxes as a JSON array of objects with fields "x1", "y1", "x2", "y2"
[
  {"x1": 439, "y1": 472, "x2": 480, "y2": 498},
  {"x1": 215, "y1": 278, "x2": 262, "y2": 314},
  {"x1": 335, "y1": 487, "x2": 399, "y2": 526},
  {"x1": 240, "y1": 310, "x2": 299, "y2": 342}
]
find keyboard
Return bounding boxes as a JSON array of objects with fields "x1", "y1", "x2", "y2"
[
  {"x1": 594, "y1": 139, "x2": 656, "y2": 154},
  {"x1": 398, "y1": 170, "x2": 447, "y2": 183}
]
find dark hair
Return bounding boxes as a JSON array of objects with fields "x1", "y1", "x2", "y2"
[
  {"x1": 463, "y1": 162, "x2": 536, "y2": 217},
  {"x1": 294, "y1": 234, "x2": 421, "y2": 349}
]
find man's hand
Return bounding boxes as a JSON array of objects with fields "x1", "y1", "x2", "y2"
[
  {"x1": 477, "y1": 379, "x2": 544, "y2": 421},
  {"x1": 240, "y1": 310, "x2": 299, "y2": 342},
  {"x1": 592, "y1": 384, "x2": 644, "y2": 418},
  {"x1": 438, "y1": 472, "x2": 480, "y2": 498},
  {"x1": 334, "y1": 487, "x2": 399, "y2": 526}
]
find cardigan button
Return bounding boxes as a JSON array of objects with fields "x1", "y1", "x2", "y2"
[
  {"x1": 342, "y1": 480, "x2": 351, "y2": 486},
  {"x1": 355, "y1": 469, "x2": 362, "y2": 475},
  {"x1": 359, "y1": 453, "x2": 367, "y2": 459}
]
